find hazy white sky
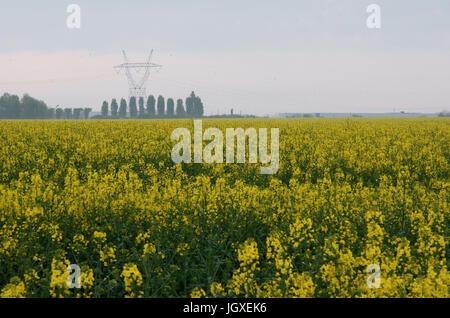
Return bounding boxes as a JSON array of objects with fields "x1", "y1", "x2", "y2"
[{"x1": 1, "y1": 0, "x2": 449, "y2": 114}]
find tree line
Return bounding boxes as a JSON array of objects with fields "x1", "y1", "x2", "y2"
[
  {"x1": 99, "y1": 92, "x2": 204, "y2": 118},
  {"x1": 0, "y1": 91, "x2": 204, "y2": 119},
  {"x1": 0, "y1": 93, "x2": 83, "y2": 119}
]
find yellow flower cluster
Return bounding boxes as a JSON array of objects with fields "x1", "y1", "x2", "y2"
[
  {"x1": 0, "y1": 277, "x2": 27, "y2": 298},
  {"x1": 0, "y1": 118, "x2": 448, "y2": 298},
  {"x1": 50, "y1": 259, "x2": 71, "y2": 298},
  {"x1": 121, "y1": 263, "x2": 143, "y2": 298}
]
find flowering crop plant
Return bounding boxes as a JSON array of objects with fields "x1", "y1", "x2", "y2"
[{"x1": 0, "y1": 118, "x2": 448, "y2": 298}]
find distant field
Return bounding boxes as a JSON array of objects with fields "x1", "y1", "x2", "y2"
[{"x1": 0, "y1": 118, "x2": 448, "y2": 297}]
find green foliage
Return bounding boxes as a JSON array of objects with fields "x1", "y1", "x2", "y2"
[
  {"x1": 63, "y1": 108, "x2": 73, "y2": 119},
  {"x1": 101, "y1": 101, "x2": 109, "y2": 117},
  {"x1": 119, "y1": 98, "x2": 127, "y2": 118},
  {"x1": 138, "y1": 97, "x2": 145, "y2": 116},
  {"x1": 111, "y1": 99, "x2": 118, "y2": 117},
  {"x1": 84, "y1": 108, "x2": 92, "y2": 119},
  {"x1": 166, "y1": 98, "x2": 175, "y2": 116},
  {"x1": 185, "y1": 92, "x2": 203, "y2": 117},
  {"x1": 0, "y1": 91, "x2": 205, "y2": 120},
  {"x1": 157, "y1": 95, "x2": 165, "y2": 116},
  {"x1": 176, "y1": 99, "x2": 185, "y2": 117},
  {"x1": 73, "y1": 108, "x2": 83, "y2": 120},
  {"x1": 0, "y1": 93, "x2": 50, "y2": 119},
  {"x1": 129, "y1": 97, "x2": 138, "y2": 118},
  {"x1": 146, "y1": 95, "x2": 156, "y2": 116},
  {"x1": 55, "y1": 108, "x2": 64, "y2": 119},
  {"x1": 186, "y1": 93, "x2": 194, "y2": 115}
]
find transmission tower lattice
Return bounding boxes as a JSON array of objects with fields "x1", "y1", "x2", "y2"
[{"x1": 114, "y1": 50, "x2": 162, "y2": 100}]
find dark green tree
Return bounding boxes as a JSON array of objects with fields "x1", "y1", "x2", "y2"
[
  {"x1": 101, "y1": 101, "x2": 109, "y2": 117},
  {"x1": 146, "y1": 95, "x2": 156, "y2": 116},
  {"x1": 157, "y1": 95, "x2": 165, "y2": 116},
  {"x1": 111, "y1": 99, "x2": 118, "y2": 117},
  {"x1": 64, "y1": 108, "x2": 73, "y2": 119},
  {"x1": 0, "y1": 93, "x2": 21, "y2": 118},
  {"x1": 138, "y1": 97, "x2": 145, "y2": 117},
  {"x1": 84, "y1": 108, "x2": 92, "y2": 119},
  {"x1": 0, "y1": 93, "x2": 12, "y2": 118},
  {"x1": 166, "y1": 98, "x2": 175, "y2": 117},
  {"x1": 21, "y1": 94, "x2": 48, "y2": 118},
  {"x1": 185, "y1": 92, "x2": 194, "y2": 116},
  {"x1": 48, "y1": 108, "x2": 55, "y2": 119},
  {"x1": 9, "y1": 94, "x2": 21, "y2": 118},
  {"x1": 185, "y1": 92, "x2": 204, "y2": 117},
  {"x1": 176, "y1": 99, "x2": 185, "y2": 117},
  {"x1": 129, "y1": 96, "x2": 138, "y2": 118},
  {"x1": 119, "y1": 98, "x2": 127, "y2": 118},
  {"x1": 55, "y1": 108, "x2": 64, "y2": 119},
  {"x1": 194, "y1": 96, "x2": 204, "y2": 117},
  {"x1": 73, "y1": 108, "x2": 83, "y2": 120}
]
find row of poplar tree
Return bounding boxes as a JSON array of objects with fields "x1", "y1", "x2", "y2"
[
  {"x1": 0, "y1": 91, "x2": 203, "y2": 119},
  {"x1": 101, "y1": 92, "x2": 204, "y2": 118}
]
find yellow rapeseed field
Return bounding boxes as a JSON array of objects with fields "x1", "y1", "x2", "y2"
[{"x1": 0, "y1": 118, "x2": 448, "y2": 298}]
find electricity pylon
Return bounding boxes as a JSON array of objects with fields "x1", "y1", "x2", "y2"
[{"x1": 114, "y1": 50, "x2": 162, "y2": 100}]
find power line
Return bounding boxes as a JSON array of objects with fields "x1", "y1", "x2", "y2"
[{"x1": 114, "y1": 50, "x2": 162, "y2": 99}]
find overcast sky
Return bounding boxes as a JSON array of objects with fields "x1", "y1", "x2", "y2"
[{"x1": 1, "y1": 0, "x2": 449, "y2": 114}]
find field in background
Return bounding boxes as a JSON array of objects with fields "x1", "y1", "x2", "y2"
[{"x1": 0, "y1": 118, "x2": 448, "y2": 297}]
